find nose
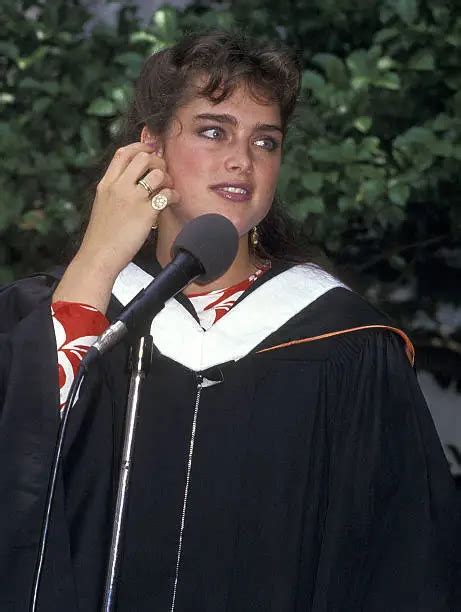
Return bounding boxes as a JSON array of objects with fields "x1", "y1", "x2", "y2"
[{"x1": 224, "y1": 140, "x2": 253, "y2": 174}]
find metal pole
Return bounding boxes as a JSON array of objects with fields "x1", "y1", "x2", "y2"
[{"x1": 101, "y1": 334, "x2": 153, "y2": 612}]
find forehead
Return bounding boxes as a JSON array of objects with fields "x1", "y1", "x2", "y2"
[{"x1": 176, "y1": 84, "x2": 282, "y2": 127}]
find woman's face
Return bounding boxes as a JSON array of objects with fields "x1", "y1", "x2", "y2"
[{"x1": 158, "y1": 84, "x2": 283, "y2": 236}]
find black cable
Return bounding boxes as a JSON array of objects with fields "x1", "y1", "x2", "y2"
[{"x1": 29, "y1": 363, "x2": 88, "y2": 612}]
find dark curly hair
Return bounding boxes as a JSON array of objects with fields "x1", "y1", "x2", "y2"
[{"x1": 84, "y1": 29, "x2": 320, "y2": 264}]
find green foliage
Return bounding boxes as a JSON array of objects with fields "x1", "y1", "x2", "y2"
[
  {"x1": 0, "y1": 0, "x2": 179, "y2": 282},
  {"x1": 0, "y1": 0, "x2": 460, "y2": 377}
]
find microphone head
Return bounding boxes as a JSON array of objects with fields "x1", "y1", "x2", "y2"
[{"x1": 172, "y1": 213, "x2": 239, "y2": 283}]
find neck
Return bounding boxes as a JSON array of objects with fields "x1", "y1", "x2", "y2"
[{"x1": 155, "y1": 224, "x2": 257, "y2": 295}]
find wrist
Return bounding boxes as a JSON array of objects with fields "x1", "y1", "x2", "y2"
[
  {"x1": 52, "y1": 253, "x2": 119, "y2": 314},
  {"x1": 73, "y1": 245, "x2": 123, "y2": 283}
]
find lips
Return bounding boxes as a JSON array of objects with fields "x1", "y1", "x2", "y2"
[{"x1": 210, "y1": 182, "x2": 253, "y2": 202}]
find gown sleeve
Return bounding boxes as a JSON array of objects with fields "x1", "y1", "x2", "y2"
[
  {"x1": 0, "y1": 278, "x2": 79, "y2": 610},
  {"x1": 313, "y1": 330, "x2": 460, "y2": 612}
]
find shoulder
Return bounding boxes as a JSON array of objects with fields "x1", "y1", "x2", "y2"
[
  {"x1": 256, "y1": 264, "x2": 413, "y2": 365},
  {"x1": 0, "y1": 268, "x2": 63, "y2": 330},
  {"x1": 259, "y1": 261, "x2": 390, "y2": 333}
]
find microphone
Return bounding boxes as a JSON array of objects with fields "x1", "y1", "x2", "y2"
[{"x1": 82, "y1": 213, "x2": 238, "y2": 365}]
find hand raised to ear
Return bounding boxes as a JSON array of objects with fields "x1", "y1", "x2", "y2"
[{"x1": 52, "y1": 141, "x2": 180, "y2": 313}]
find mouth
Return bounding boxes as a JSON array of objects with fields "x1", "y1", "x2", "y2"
[{"x1": 210, "y1": 183, "x2": 253, "y2": 202}]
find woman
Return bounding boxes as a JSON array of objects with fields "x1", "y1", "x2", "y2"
[{"x1": 0, "y1": 31, "x2": 458, "y2": 611}]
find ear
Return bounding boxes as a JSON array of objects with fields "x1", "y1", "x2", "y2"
[{"x1": 140, "y1": 126, "x2": 163, "y2": 156}]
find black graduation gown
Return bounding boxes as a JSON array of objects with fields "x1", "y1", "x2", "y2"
[{"x1": 0, "y1": 261, "x2": 459, "y2": 611}]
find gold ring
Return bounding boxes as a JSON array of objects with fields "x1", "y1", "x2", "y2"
[
  {"x1": 151, "y1": 192, "x2": 168, "y2": 211},
  {"x1": 137, "y1": 178, "x2": 155, "y2": 197}
]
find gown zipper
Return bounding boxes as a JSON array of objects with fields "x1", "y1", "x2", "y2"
[{"x1": 170, "y1": 373, "x2": 203, "y2": 612}]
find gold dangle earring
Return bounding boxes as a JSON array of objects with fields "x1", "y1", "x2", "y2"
[{"x1": 251, "y1": 226, "x2": 259, "y2": 250}]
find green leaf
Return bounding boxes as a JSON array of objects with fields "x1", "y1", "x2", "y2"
[
  {"x1": 301, "y1": 70, "x2": 325, "y2": 92},
  {"x1": 0, "y1": 93, "x2": 15, "y2": 105},
  {"x1": 312, "y1": 53, "x2": 347, "y2": 86},
  {"x1": 346, "y1": 163, "x2": 385, "y2": 181},
  {"x1": 377, "y1": 56, "x2": 395, "y2": 70},
  {"x1": 80, "y1": 121, "x2": 101, "y2": 153},
  {"x1": 431, "y1": 114, "x2": 453, "y2": 131},
  {"x1": 337, "y1": 195, "x2": 356, "y2": 211},
  {"x1": 130, "y1": 31, "x2": 158, "y2": 44},
  {"x1": 395, "y1": 126, "x2": 436, "y2": 148},
  {"x1": 408, "y1": 49, "x2": 435, "y2": 71},
  {"x1": 452, "y1": 145, "x2": 461, "y2": 161},
  {"x1": 374, "y1": 27, "x2": 400, "y2": 44},
  {"x1": 32, "y1": 97, "x2": 51, "y2": 114},
  {"x1": 18, "y1": 77, "x2": 42, "y2": 90},
  {"x1": 431, "y1": 5, "x2": 451, "y2": 24},
  {"x1": 351, "y1": 76, "x2": 369, "y2": 90},
  {"x1": 110, "y1": 86, "x2": 131, "y2": 111},
  {"x1": 153, "y1": 7, "x2": 178, "y2": 40},
  {"x1": 325, "y1": 171, "x2": 340, "y2": 184},
  {"x1": 300, "y1": 196, "x2": 325, "y2": 214},
  {"x1": 308, "y1": 142, "x2": 337, "y2": 163},
  {"x1": 340, "y1": 138, "x2": 358, "y2": 162},
  {"x1": 86, "y1": 98, "x2": 116, "y2": 117},
  {"x1": 394, "y1": 0, "x2": 419, "y2": 25},
  {"x1": 388, "y1": 183, "x2": 410, "y2": 206},
  {"x1": 354, "y1": 116, "x2": 372, "y2": 133},
  {"x1": 301, "y1": 172, "x2": 323, "y2": 193},
  {"x1": 18, "y1": 77, "x2": 59, "y2": 95},
  {"x1": 431, "y1": 140, "x2": 453, "y2": 157},
  {"x1": 446, "y1": 33, "x2": 461, "y2": 47},
  {"x1": 115, "y1": 52, "x2": 143, "y2": 70},
  {"x1": 346, "y1": 50, "x2": 371, "y2": 78},
  {"x1": 0, "y1": 41, "x2": 19, "y2": 61},
  {"x1": 361, "y1": 178, "x2": 386, "y2": 204},
  {"x1": 374, "y1": 72, "x2": 400, "y2": 90},
  {"x1": 289, "y1": 196, "x2": 325, "y2": 221}
]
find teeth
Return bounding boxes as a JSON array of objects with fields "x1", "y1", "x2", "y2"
[{"x1": 222, "y1": 186, "x2": 248, "y2": 194}]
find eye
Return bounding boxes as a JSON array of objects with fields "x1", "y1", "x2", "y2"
[
  {"x1": 198, "y1": 127, "x2": 224, "y2": 140},
  {"x1": 254, "y1": 137, "x2": 280, "y2": 152}
]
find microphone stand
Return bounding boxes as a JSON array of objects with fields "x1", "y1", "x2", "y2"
[{"x1": 101, "y1": 333, "x2": 153, "y2": 612}]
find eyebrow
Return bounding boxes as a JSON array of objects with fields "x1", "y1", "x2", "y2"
[{"x1": 193, "y1": 113, "x2": 283, "y2": 134}]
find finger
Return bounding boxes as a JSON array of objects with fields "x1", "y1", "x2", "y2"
[
  {"x1": 134, "y1": 169, "x2": 165, "y2": 200},
  {"x1": 141, "y1": 167, "x2": 174, "y2": 191},
  {"x1": 123, "y1": 150, "x2": 167, "y2": 186},
  {"x1": 102, "y1": 143, "x2": 156, "y2": 185}
]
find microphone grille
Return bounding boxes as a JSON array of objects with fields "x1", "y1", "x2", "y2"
[{"x1": 172, "y1": 214, "x2": 239, "y2": 283}]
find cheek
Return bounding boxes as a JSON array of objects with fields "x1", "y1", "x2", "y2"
[
  {"x1": 261, "y1": 157, "x2": 281, "y2": 192},
  {"x1": 165, "y1": 141, "x2": 210, "y2": 188},
  {"x1": 163, "y1": 143, "x2": 216, "y2": 223}
]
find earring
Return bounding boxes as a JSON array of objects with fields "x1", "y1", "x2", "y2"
[{"x1": 251, "y1": 226, "x2": 259, "y2": 249}]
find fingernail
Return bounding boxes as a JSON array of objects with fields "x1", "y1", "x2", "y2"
[{"x1": 147, "y1": 142, "x2": 156, "y2": 149}]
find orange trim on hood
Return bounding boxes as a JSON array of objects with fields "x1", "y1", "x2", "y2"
[{"x1": 256, "y1": 325, "x2": 415, "y2": 366}]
